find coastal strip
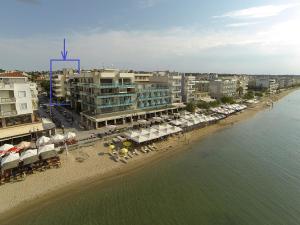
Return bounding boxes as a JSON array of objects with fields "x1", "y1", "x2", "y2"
[{"x1": 0, "y1": 88, "x2": 298, "y2": 224}]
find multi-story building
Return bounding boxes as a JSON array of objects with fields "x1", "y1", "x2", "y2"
[
  {"x1": 236, "y1": 76, "x2": 249, "y2": 97},
  {"x1": 182, "y1": 75, "x2": 196, "y2": 103},
  {"x1": 52, "y1": 68, "x2": 75, "y2": 102},
  {"x1": 193, "y1": 80, "x2": 214, "y2": 102},
  {"x1": 277, "y1": 77, "x2": 295, "y2": 89},
  {"x1": 152, "y1": 71, "x2": 183, "y2": 104},
  {"x1": 209, "y1": 78, "x2": 237, "y2": 99},
  {"x1": 0, "y1": 72, "x2": 38, "y2": 128},
  {"x1": 69, "y1": 69, "x2": 183, "y2": 129},
  {"x1": 250, "y1": 77, "x2": 279, "y2": 94}
]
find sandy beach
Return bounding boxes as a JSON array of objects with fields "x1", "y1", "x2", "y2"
[{"x1": 0, "y1": 88, "x2": 298, "y2": 223}]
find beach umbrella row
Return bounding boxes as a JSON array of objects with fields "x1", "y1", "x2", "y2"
[
  {"x1": 0, "y1": 144, "x2": 21, "y2": 157},
  {"x1": 124, "y1": 124, "x2": 183, "y2": 144},
  {"x1": 36, "y1": 132, "x2": 76, "y2": 147},
  {"x1": 0, "y1": 144, "x2": 58, "y2": 171}
]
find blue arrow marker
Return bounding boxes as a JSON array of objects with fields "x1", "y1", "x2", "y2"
[{"x1": 61, "y1": 38, "x2": 68, "y2": 60}]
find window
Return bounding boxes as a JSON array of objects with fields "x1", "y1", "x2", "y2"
[
  {"x1": 20, "y1": 103, "x2": 27, "y2": 110},
  {"x1": 18, "y1": 91, "x2": 26, "y2": 97}
]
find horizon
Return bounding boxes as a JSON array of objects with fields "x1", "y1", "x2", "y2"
[{"x1": 1, "y1": 0, "x2": 300, "y2": 74}]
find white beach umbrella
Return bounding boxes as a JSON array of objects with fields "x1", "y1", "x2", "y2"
[
  {"x1": 38, "y1": 144, "x2": 57, "y2": 160},
  {"x1": 1, "y1": 153, "x2": 20, "y2": 170},
  {"x1": 140, "y1": 129, "x2": 150, "y2": 136},
  {"x1": 20, "y1": 149, "x2": 39, "y2": 165},
  {"x1": 36, "y1": 136, "x2": 51, "y2": 147},
  {"x1": 0, "y1": 144, "x2": 14, "y2": 151},
  {"x1": 51, "y1": 134, "x2": 65, "y2": 144},
  {"x1": 17, "y1": 141, "x2": 32, "y2": 150},
  {"x1": 131, "y1": 135, "x2": 148, "y2": 144},
  {"x1": 169, "y1": 120, "x2": 182, "y2": 126},
  {"x1": 65, "y1": 132, "x2": 76, "y2": 140},
  {"x1": 124, "y1": 130, "x2": 140, "y2": 139},
  {"x1": 0, "y1": 144, "x2": 14, "y2": 157}
]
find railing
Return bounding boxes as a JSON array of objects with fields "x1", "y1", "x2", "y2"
[
  {"x1": 96, "y1": 93, "x2": 135, "y2": 98},
  {"x1": 138, "y1": 103, "x2": 171, "y2": 109},
  {"x1": 76, "y1": 83, "x2": 136, "y2": 89},
  {"x1": 0, "y1": 110, "x2": 17, "y2": 117},
  {"x1": 137, "y1": 95, "x2": 171, "y2": 101},
  {"x1": 97, "y1": 101, "x2": 134, "y2": 109},
  {"x1": 138, "y1": 88, "x2": 170, "y2": 93},
  {"x1": 0, "y1": 97, "x2": 16, "y2": 103}
]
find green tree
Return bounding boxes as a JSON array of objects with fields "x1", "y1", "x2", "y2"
[
  {"x1": 220, "y1": 96, "x2": 235, "y2": 104},
  {"x1": 41, "y1": 80, "x2": 50, "y2": 95},
  {"x1": 255, "y1": 92, "x2": 263, "y2": 97},
  {"x1": 197, "y1": 101, "x2": 210, "y2": 109},
  {"x1": 186, "y1": 102, "x2": 196, "y2": 113},
  {"x1": 209, "y1": 100, "x2": 221, "y2": 107},
  {"x1": 243, "y1": 91, "x2": 254, "y2": 100}
]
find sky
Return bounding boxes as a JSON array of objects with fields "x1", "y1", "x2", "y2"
[{"x1": 1, "y1": 0, "x2": 300, "y2": 74}]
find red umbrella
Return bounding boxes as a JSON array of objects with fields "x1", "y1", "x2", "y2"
[{"x1": 7, "y1": 146, "x2": 21, "y2": 153}]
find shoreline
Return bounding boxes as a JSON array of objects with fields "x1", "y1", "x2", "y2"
[{"x1": 0, "y1": 88, "x2": 298, "y2": 224}]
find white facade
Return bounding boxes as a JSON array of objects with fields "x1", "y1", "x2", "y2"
[
  {"x1": 151, "y1": 71, "x2": 183, "y2": 104},
  {"x1": 209, "y1": 79, "x2": 237, "y2": 99},
  {"x1": 182, "y1": 75, "x2": 196, "y2": 103},
  {"x1": 0, "y1": 72, "x2": 38, "y2": 128},
  {"x1": 255, "y1": 78, "x2": 279, "y2": 94}
]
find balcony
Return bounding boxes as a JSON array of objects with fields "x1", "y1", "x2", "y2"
[
  {"x1": 0, "y1": 110, "x2": 17, "y2": 117},
  {"x1": 0, "y1": 97, "x2": 16, "y2": 104},
  {"x1": 97, "y1": 101, "x2": 134, "y2": 109},
  {"x1": 0, "y1": 83, "x2": 14, "y2": 90},
  {"x1": 96, "y1": 93, "x2": 135, "y2": 99},
  {"x1": 77, "y1": 83, "x2": 135, "y2": 89}
]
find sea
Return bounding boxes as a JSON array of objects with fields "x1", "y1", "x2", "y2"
[{"x1": 5, "y1": 90, "x2": 300, "y2": 225}]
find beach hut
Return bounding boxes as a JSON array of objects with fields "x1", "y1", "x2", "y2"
[
  {"x1": 51, "y1": 134, "x2": 65, "y2": 144},
  {"x1": 36, "y1": 136, "x2": 51, "y2": 147},
  {"x1": 20, "y1": 149, "x2": 39, "y2": 166},
  {"x1": 38, "y1": 144, "x2": 57, "y2": 160},
  {"x1": 1, "y1": 153, "x2": 20, "y2": 171}
]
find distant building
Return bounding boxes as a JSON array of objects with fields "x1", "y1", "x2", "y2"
[
  {"x1": 0, "y1": 72, "x2": 39, "y2": 128},
  {"x1": 194, "y1": 80, "x2": 214, "y2": 102},
  {"x1": 209, "y1": 78, "x2": 237, "y2": 99},
  {"x1": 250, "y1": 77, "x2": 279, "y2": 94},
  {"x1": 236, "y1": 76, "x2": 249, "y2": 97},
  {"x1": 52, "y1": 68, "x2": 74, "y2": 103},
  {"x1": 182, "y1": 75, "x2": 196, "y2": 103}
]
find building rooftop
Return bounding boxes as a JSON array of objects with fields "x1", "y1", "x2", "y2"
[{"x1": 0, "y1": 72, "x2": 26, "y2": 78}]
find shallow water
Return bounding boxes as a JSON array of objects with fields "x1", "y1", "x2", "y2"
[{"x1": 6, "y1": 91, "x2": 300, "y2": 225}]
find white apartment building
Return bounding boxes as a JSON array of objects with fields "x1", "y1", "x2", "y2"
[
  {"x1": 209, "y1": 79, "x2": 237, "y2": 99},
  {"x1": 52, "y1": 68, "x2": 74, "y2": 102},
  {"x1": 152, "y1": 71, "x2": 183, "y2": 104},
  {"x1": 0, "y1": 72, "x2": 38, "y2": 128},
  {"x1": 236, "y1": 76, "x2": 249, "y2": 97},
  {"x1": 68, "y1": 69, "x2": 183, "y2": 129},
  {"x1": 182, "y1": 75, "x2": 196, "y2": 103},
  {"x1": 255, "y1": 78, "x2": 279, "y2": 94}
]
